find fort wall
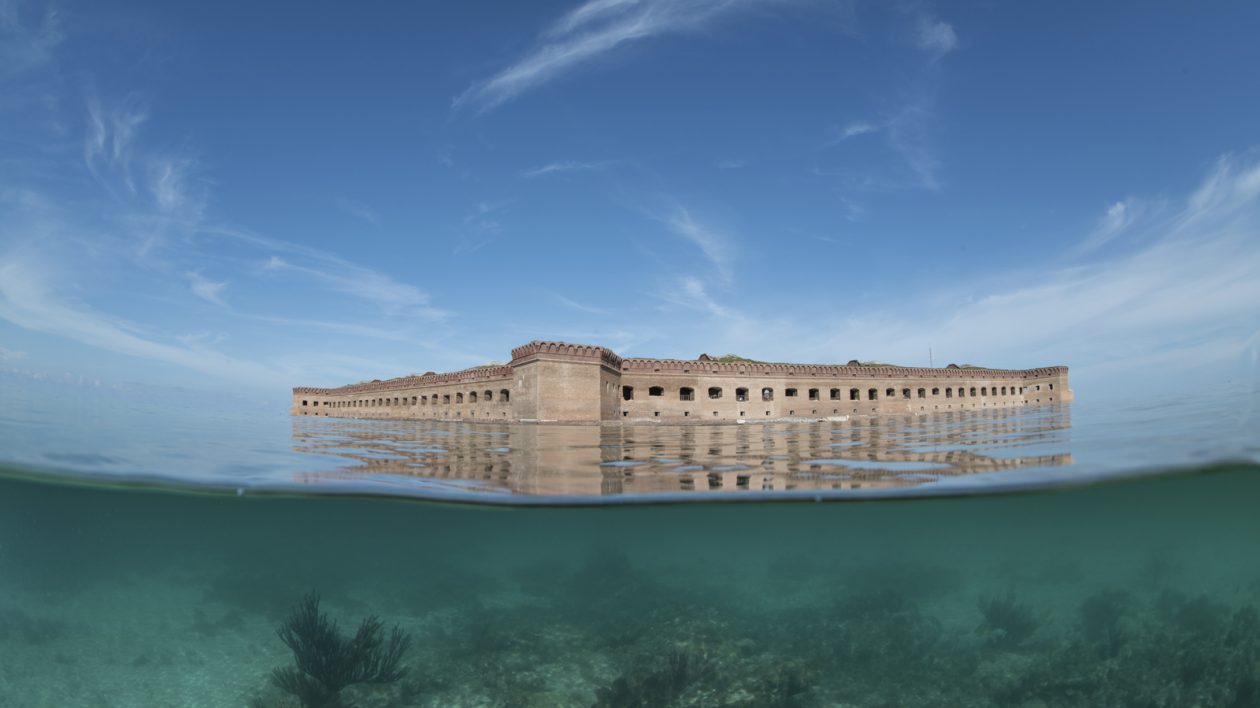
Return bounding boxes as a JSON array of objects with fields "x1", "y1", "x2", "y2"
[{"x1": 291, "y1": 340, "x2": 1073, "y2": 424}]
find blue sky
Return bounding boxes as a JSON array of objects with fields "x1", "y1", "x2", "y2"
[{"x1": 2, "y1": 0, "x2": 1259, "y2": 398}]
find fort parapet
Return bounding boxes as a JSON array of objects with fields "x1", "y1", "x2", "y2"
[{"x1": 292, "y1": 340, "x2": 1072, "y2": 424}]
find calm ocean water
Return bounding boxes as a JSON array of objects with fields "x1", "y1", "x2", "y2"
[{"x1": 1, "y1": 372, "x2": 1258, "y2": 706}]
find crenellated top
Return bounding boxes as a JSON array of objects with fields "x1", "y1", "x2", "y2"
[
  {"x1": 619, "y1": 358, "x2": 1068, "y2": 380},
  {"x1": 510, "y1": 340, "x2": 624, "y2": 369},
  {"x1": 293, "y1": 364, "x2": 513, "y2": 396}
]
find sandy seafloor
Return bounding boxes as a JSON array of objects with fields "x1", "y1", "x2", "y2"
[{"x1": 2, "y1": 463, "x2": 1259, "y2": 707}]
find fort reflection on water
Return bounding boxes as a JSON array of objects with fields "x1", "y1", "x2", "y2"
[{"x1": 290, "y1": 405, "x2": 1073, "y2": 498}]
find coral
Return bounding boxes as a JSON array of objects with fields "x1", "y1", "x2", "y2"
[
  {"x1": 1154, "y1": 590, "x2": 1229, "y2": 635},
  {"x1": 755, "y1": 663, "x2": 815, "y2": 707},
  {"x1": 1078, "y1": 589, "x2": 1132, "y2": 653},
  {"x1": 592, "y1": 648, "x2": 715, "y2": 708},
  {"x1": 827, "y1": 590, "x2": 943, "y2": 669},
  {"x1": 976, "y1": 591, "x2": 1039, "y2": 649},
  {"x1": 271, "y1": 591, "x2": 412, "y2": 708}
]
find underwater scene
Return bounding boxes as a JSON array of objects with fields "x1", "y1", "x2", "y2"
[
  {"x1": 1, "y1": 374, "x2": 1259, "y2": 707},
  {"x1": 1, "y1": 462, "x2": 1259, "y2": 707}
]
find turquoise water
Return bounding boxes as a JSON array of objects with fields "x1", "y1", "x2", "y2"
[{"x1": 1, "y1": 372, "x2": 1258, "y2": 706}]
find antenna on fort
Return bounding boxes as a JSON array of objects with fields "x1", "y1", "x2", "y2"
[{"x1": 929, "y1": 347, "x2": 934, "y2": 368}]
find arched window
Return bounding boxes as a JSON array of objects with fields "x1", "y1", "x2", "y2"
[
  {"x1": 485, "y1": 390, "x2": 493, "y2": 401},
  {"x1": 808, "y1": 388, "x2": 819, "y2": 400},
  {"x1": 443, "y1": 394, "x2": 451, "y2": 404},
  {"x1": 456, "y1": 393, "x2": 464, "y2": 403},
  {"x1": 649, "y1": 386, "x2": 664, "y2": 397},
  {"x1": 736, "y1": 387, "x2": 749, "y2": 401},
  {"x1": 945, "y1": 388, "x2": 953, "y2": 398},
  {"x1": 421, "y1": 396, "x2": 428, "y2": 405},
  {"x1": 761, "y1": 387, "x2": 774, "y2": 401},
  {"x1": 622, "y1": 386, "x2": 634, "y2": 400},
  {"x1": 868, "y1": 388, "x2": 878, "y2": 400},
  {"x1": 500, "y1": 389, "x2": 510, "y2": 402},
  {"x1": 885, "y1": 388, "x2": 895, "y2": 398},
  {"x1": 901, "y1": 388, "x2": 911, "y2": 399},
  {"x1": 850, "y1": 388, "x2": 860, "y2": 400},
  {"x1": 1001, "y1": 386, "x2": 1007, "y2": 395},
  {"x1": 958, "y1": 388, "x2": 966, "y2": 398},
  {"x1": 970, "y1": 387, "x2": 977, "y2": 397},
  {"x1": 680, "y1": 387, "x2": 695, "y2": 401},
  {"x1": 708, "y1": 387, "x2": 722, "y2": 399},
  {"x1": 917, "y1": 388, "x2": 926, "y2": 399},
  {"x1": 785, "y1": 388, "x2": 798, "y2": 397},
  {"x1": 469, "y1": 391, "x2": 478, "y2": 403},
  {"x1": 830, "y1": 388, "x2": 841, "y2": 400}
]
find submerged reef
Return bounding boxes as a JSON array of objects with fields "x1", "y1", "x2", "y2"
[
  {"x1": 237, "y1": 564, "x2": 1260, "y2": 707},
  {"x1": 223, "y1": 554, "x2": 1260, "y2": 707},
  {"x1": 417, "y1": 564, "x2": 1259, "y2": 707},
  {"x1": 269, "y1": 591, "x2": 411, "y2": 708}
]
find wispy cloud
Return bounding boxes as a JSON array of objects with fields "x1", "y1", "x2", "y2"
[
  {"x1": 658, "y1": 276, "x2": 741, "y2": 320},
  {"x1": 0, "y1": 85, "x2": 454, "y2": 388},
  {"x1": 336, "y1": 197, "x2": 380, "y2": 225},
  {"x1": 663, "y1": 206, "x2": 735, "y2": 283},
  {"x1": 885, "y1": 104, "x2": 940, "y2": 190},
  {"x1": 914, "y1": 13, "x2": 957, "y2": 58},
  {"x1": 82, "y1": 98, "x2": 208, "y2": 219},
  {"x1": 834, "y1": 121, "x2": 877, "y2": 142},
  {"x1": 260, "y1": 255, "x2": 444, "y2": 320},
  {"x1": 715, "y1": 157, "x2": 747, "y2": 169},
  {"x1": 84, "y1": 97, "x2": 149, "y2": 196},
  {"x1": 824, "y1": 103, "x2": 942, "y2": 191},
  {"x1": 521, "y1": 160, "x2": 610, "y2": 178},
  {"x1": 839, "y1": 196, "x2": 864, "y2": 222},
  {"x1": 454, "y1": 0, "x2": 782, "y2": 113},
  {"x1": 148, "y1": 155, "x2": 205, "y2": 218},
  {"x1": 553, "y1": 294, "x2": 610, "y2": 315},
  {"x1": 453, "y1": 200, "x2": 509, "y2": 255},
  {"x1": 0, "y1": 255, "x2": 279, "y2": 386},
  {"x1": 1072, "y1": 197, "x2": 1159, "y2": 256},
  {"x1": 185, "y1": 271, "x2": 227, "y2": 306},
  {"x1": 0, "y1": 0, "x2": 63, "y2": 78},
  {"x1": 0, "y1": 345, "x2": 27, "y2": 361}
]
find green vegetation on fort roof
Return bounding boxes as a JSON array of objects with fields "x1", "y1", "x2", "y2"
[
  {"x1": 715, "y1": 354, "x2": 905, "y2": 367},
  {"x1": 712, "y1": 354, "x2": 762, "y2": 363}
]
